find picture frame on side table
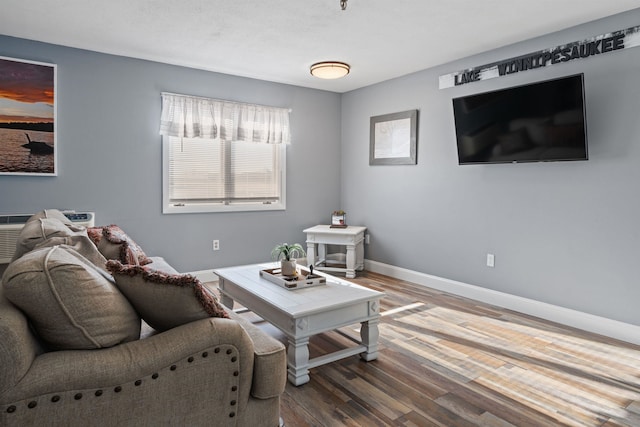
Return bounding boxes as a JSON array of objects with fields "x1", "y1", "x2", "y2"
[
  {"x1": 369, "y1": 109, "x2": 418, "y2": 165},
  {"x1": 0, "y1": 56, "x2": 57, "y2": 176},
  {"x1": 330, "y1": 210, "x2": 347, "y2": 228}
]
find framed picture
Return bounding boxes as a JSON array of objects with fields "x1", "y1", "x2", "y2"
[
  {"x1": 330, "y1": 210, "x2": 347, "y2": 228},
  {"x1": 0, "y1": 56, "x2": 57, "y2": 176},
  {"x1": 369, "y1": 109, "x2": 418, "y2": 165}
]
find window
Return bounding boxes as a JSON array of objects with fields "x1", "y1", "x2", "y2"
[
  {"x1": 163, "y1": 136, "x2": 285, "y2": 213},
  {"x1": 159, "y1": 93, "x2": 290, "y2": 214}
]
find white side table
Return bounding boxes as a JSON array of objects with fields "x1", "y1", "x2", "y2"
[{"x1": 303, "y1": 225, "x2": 367, "y2": 278}]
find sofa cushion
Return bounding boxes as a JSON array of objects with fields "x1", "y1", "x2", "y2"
[
  {"x1": 32, "y1": 234, "x2": 108, "y2": 267},
  {"x1": 25, "y1": 209, "x2": 73, "y2": 227},
  {"x1": 0, "y1": 288, "x2": 42, "y2": 397},
  {"x1": 24, "y1": 209, "x2": 89, "y2": 235},
  {"x1": 144, "y1": 256, "x2": 180, "y2": 275},
  {"x1": 12, "y1": 216, "x2": 107, "y2": 267},
  {"x1": 88, "y1": 225, "x2": 151, "y2": 266},
  {"x1": 106, "y1": 260, "x2": 229, "y2": 331},
  {"x1": 12, "y1": 217, "x2": 83, "y2": 261},
  {"x1": 2, "y1": 245, "x2": 141, "y2": 350}
]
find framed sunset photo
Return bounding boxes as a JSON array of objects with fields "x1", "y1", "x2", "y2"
[{"x1": 0, "y1": 56, "x2": 57, "y2": 176}]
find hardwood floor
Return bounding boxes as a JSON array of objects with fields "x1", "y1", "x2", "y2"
[{"x1": 231, "y1": 271, "x2": 640, "y2": 426}]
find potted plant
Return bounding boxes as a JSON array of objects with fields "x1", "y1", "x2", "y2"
[{"x1": 271, "y1": 243, "x2": 306, "y2": 277}]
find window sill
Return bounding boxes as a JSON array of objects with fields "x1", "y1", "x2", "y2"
[{"x1": 163, "y1": 202, "x2": 286, "y2": 214}]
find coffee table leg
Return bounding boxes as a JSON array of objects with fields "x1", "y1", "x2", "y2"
[
  {"x1": 221, "y1": 293, "x2": 234, "y2": 309},
  {"x1": 359, "y1": 317, "x2": 380, "y2": 361},
  {"x1": 287, "y1": 337, "x2": 310, "y2": 386}
]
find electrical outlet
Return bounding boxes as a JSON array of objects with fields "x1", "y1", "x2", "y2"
[
  {"x1": 365, "y1": 234, "x2": 370, "y2": 244},
  {"x1": 213, "y1": 240, "x2": 220, "y2": 251},
  {"x1": 486, "y1": 253, "x2": 495, "y2": 268}
]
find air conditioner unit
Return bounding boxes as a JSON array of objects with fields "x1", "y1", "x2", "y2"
[{"x1": 0, "y1": 212, "x2": 95, "y2": 264}]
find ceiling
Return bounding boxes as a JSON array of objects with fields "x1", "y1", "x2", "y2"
[{"x1": 1, "y1": 1, "x2": 639, "y2": 93}]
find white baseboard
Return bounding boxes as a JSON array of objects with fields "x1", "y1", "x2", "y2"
[{"x1": 365, "y1": 259, "x2": 640, "y2": 346}]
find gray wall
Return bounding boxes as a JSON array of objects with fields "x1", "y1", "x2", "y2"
[
  {"x1": 3, "y1": 9, "x2": 639, "y2": 328},
  {"x1": 341, "y1": 9, "x2": 640, "y2": 326},
  {"x1": 0, "y1": 36, "x2": 342, "y2": 272}
]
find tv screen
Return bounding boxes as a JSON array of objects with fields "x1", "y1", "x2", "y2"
[{"x1": 452, "y1": 74, "x2": 588, "y2": 164}]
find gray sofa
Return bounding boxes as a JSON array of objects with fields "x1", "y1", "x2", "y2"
[{"x1": 0, "y1": 210, "x2": 286, "y2": 426}]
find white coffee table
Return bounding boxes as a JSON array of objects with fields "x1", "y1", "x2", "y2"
[{"x1": 214, "y1": 263, "x2": 385, "y2": 386}]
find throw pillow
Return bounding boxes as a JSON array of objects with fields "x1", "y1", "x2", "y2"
[
  {"x1": 88, "y1": 224, "x2": 151, "y2": 266},
  {"x1": 3, "y1": 245, "x2": 141, "y2": 350},
  {"x1": 25, "y1": 209, "x2": 73, "y2": 226},
  {"x1": 12, "y1": 217, "x2": 86, "y2": 262},
  {"x1": 33, "y1": 234, "x2": 108, "y2": 268},
  {"x1": 106, "y1": 260, "x2": 229, "y2": 331}
]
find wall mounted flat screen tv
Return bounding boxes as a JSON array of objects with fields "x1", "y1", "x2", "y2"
[{"x1": 452, "y1": 74, "x2": 588, "y2": 165}]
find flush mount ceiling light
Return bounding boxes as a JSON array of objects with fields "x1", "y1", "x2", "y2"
[{"x1": 310, "y1": 61, "x2": 350, "y2": 79}]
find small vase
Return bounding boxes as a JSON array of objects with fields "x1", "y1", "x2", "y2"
[{"x1": 281, "y1": 259, "x2": 297, "y2": 276}]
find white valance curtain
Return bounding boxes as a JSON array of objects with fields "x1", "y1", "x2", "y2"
[{"x1": 159, "y1": 92, "x2": 291, "y2": 144}]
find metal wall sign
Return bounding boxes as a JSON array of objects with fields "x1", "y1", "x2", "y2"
[{"x1": 439, "y1": 25, "x2": 640, "y2": 89}]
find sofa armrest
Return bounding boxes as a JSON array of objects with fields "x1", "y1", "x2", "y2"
[
  {"x1": 1, "y1": 316, "x2": 285, "y2": 427},
  {"x1": 0, "y1": 318, "x2": 286, "y2": 403},
  {"x1": 228, "y1": 311, "x2": 287, "y2": 399},
  {"x1": 2, "y1": 317, "x2": 252, "y2": 401},
  {"x1": 0, "y1": 293, "x2": 42, "y2": 397}
]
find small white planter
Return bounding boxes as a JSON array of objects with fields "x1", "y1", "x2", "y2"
[{"x1": 281, "y1": 259, "x2": 297, "y2": 276}]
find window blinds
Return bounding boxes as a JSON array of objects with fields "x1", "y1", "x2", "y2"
[{"x1": 167, "y1": 138, "x2": 281, "y2": 205}]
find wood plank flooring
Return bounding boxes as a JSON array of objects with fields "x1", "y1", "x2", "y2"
[{"x1": 225, "y1": 271, "x2": 640, "y2": 426}]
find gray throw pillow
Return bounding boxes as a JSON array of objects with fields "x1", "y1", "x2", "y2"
[
  {"x1": 12, "y1": 217, "x2": 85, "y2": 261},
  {"x1": 106, "y1": 260, "x2": 228, "y2": 332},
  {"x1": 25, "y1": 209, "x2": 73, "y2": 226},
  {"x1": 87, "y1": 225, "x2": 151, "y2": 266},
  {"x1": 3, "y1": 245, "x2": 141, "y2": 350}
]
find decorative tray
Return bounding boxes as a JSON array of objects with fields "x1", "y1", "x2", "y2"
[{"x1": 260, "y1": 268, "x2": 326, "y2": 290}]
